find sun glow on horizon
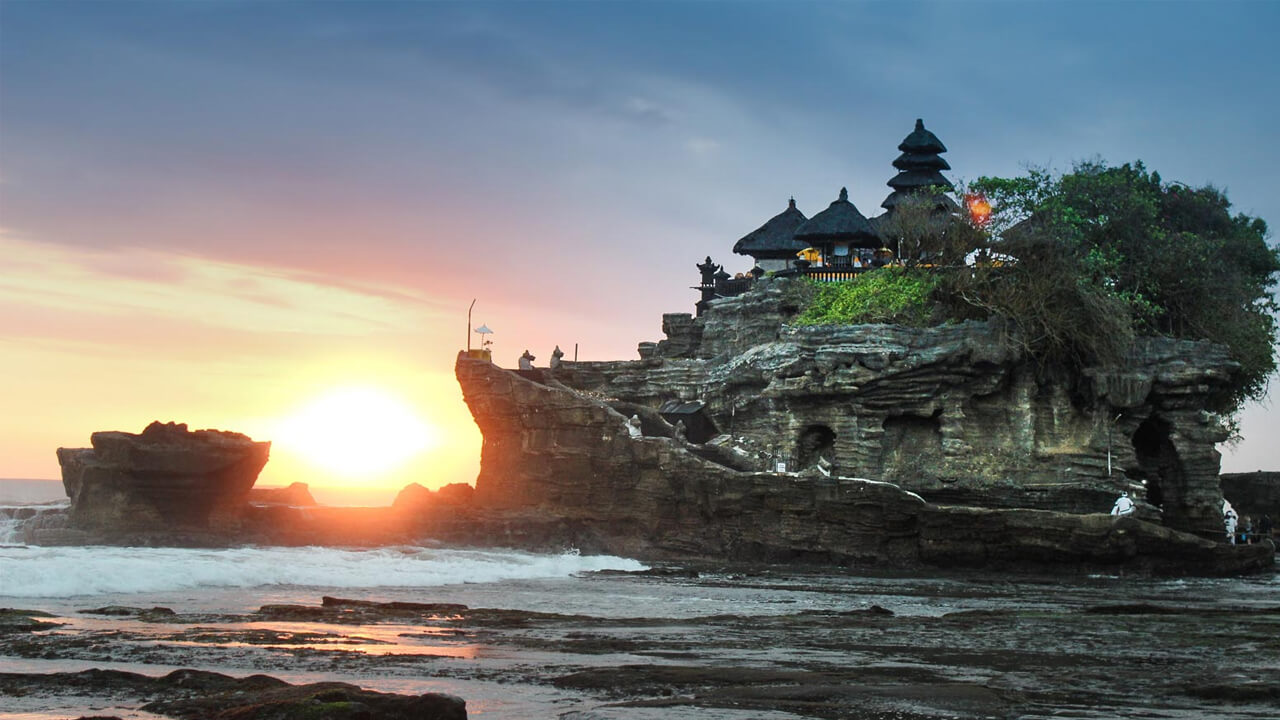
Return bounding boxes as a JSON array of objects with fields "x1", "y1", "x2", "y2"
[{"x1": 273, "y1": 386, "x2": 441, "y2": 479}]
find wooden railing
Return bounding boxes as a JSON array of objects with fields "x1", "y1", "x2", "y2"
[{"x1": 802, "y1": 267, "x2": 870, "y2": 282}]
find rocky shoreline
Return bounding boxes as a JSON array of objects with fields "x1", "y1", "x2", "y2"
[{"x1": 4, "y1": 568, "x2": 1279, "y2": 719}]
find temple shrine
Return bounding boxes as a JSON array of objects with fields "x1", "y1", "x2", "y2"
[{"x1": 699, "y1": 119, "x2": 954, "y2": 310}]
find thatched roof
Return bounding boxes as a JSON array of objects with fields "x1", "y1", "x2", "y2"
[
  {"x1": 893, "y1": 151, "x2": 951, "y2": 171},
  {"x1": 898, "y1": 118, "x2": 946, "y2": 154},
  {"x1": 887, "y1": 169, "x2": 955, "y2": 191},
  {"x1": 883, "y1": 118, "x2": 955, "y2": 211},
  {"x1": 794, "y1": 188, "x2": 879, "y2": 246},
  {"x1": 732, "y1": 198, "x2": 809, "y2": 258},
  {"x1": 881, "y1": 190, "x2": 961, "y2": 213}
]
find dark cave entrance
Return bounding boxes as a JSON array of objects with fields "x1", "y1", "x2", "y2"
[
  {"x1": 795, "y1": 425, "x2": 836, "y2": 469},
  {"x1": 1131, "y1": 416, "x2": 1179, "y2": 508}
]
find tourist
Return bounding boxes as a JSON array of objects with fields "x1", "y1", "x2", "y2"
[
  {"x1": 1110, "y1": 491, "x2": 1135, "y2": 516},
  {"x1": 1259, "y1": 514, "x2": 1274, "y2": 542},
  {"x1": 1241, "y1": 516, "x2": 1253, "y2": 544},
  {"x1": 1223, "y1": 500, "x2": 1239, "y2": 545}
]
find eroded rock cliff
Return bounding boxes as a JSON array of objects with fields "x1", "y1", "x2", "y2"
[
  {"x1": 56, "y1": 421, "x2": 270, "y2": 537},
  {"x1": 549, "y1": 278, "x2": 1238, "y2": 539},
  {"x1": 456, "y1": 353, "x2": 1271, "y2": 574}
]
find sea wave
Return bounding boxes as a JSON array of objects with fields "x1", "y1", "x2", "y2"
[{"x1": 0, "y1": 544, "x2": 646, "y2": 598}]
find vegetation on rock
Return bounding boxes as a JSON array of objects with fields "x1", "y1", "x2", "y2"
[
  {"x1": 796, "y1": 159, "x2": 1279, "y2": 414},
  {"x1": 795, "y1": 267, "x2": 940, "y2": 326}
]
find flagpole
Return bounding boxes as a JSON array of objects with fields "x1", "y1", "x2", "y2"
[{"x1": 467, "y1": 298, "x2": 476, "y2": 352}]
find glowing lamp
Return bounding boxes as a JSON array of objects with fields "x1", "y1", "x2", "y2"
[{"x1": 966, "y1": 193, "x2": 992, "y2": 226}]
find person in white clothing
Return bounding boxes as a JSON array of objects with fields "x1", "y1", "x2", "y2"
[
  {"x1": 1224, "y1": 499, "x2": 1239, "y2": 544},
  {"x1": 1110, "y1": 491, "x2": 1135, "y2": 516}
]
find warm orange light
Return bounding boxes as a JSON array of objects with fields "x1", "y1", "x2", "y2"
[
  {"x1": 273, "y1": 386, "x2": 440, "y2": 479},
  {"x1": 965, "y1": 194, "x2": 992, "y2": 226},
  {"x1": 797, "y1": 247, "x2": 822, "y2": 263}
]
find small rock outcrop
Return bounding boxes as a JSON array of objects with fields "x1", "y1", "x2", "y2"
[
  {"x1": 56, "y1": 421, "x2": 270, "y2": 537},
  {"x1": 248, "y1": 481, "x2": 316, "y2": 506},
  {"x1": 393, "y1": 482, "x2": 475, "y2": 511}
]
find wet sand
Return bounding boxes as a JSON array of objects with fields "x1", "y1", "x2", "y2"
[{"x1": 3, "y1": 566, "x2": 1280, "y2": 719}]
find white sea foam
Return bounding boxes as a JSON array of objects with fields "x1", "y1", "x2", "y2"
[
  {"x1": 0, "y1": 545, "x2": 646, "y2": 598},
  {"x1": 0, "y1": 514, "x2": 21, "y2": 544}
]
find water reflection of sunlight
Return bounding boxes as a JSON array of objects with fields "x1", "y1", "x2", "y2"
[
  {"x1": 52, "y1": 615, "x2": 485, "y2": 660},
  {"x1": 222, "y1": 621, "x2": 482, "y2": 659}
]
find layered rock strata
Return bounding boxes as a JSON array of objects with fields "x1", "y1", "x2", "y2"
[
  {"x1": 56, "y1": 421, "x2": 270, "y2": 537},
  {"x1": 548, "y1": 278, "x2": 1238, "y2": 538},
  {"x1": 456, "y1": 353, "x2": 1272, "y2": 574}
]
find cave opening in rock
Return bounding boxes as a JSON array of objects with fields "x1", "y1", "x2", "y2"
[
  {"x1": 1131, "y1": 416, "x2": 1179, "y2": 508},
  {"x1": 795, "y1": 425, "x2": 836, "y2": 469}
]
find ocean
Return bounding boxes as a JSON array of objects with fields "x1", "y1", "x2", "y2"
[
  {"x1": 0, "y1": 480, "x2": 64, "y2": 506},
  {"x1": 2, "y1": 492, "x2": 1278, "y2": 719}
]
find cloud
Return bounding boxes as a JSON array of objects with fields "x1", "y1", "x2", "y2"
[
  {"x1": 0, "y1": 233, "x2": 446, "y2": 341},
  {"x1": 622, "y1": 96, "x2": 678, "y2": 125}
]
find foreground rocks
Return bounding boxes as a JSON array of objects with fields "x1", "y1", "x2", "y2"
[
  {"x1": 0, "y1": 668, "x2": 466, "y2": 720},
  {"x1": 457, "y1": 353, "x2": 1273, "y2": 575},
  {"x1": 4, "y1": 574, "x2": 1279, "y2": 719},
  {"x1": 55, "y1": 421, "x2": 270, "y2": 538}
]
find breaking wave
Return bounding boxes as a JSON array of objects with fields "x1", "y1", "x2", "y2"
[{"x1": 0, "y1": 544, "x2": 646, "y2": 598}]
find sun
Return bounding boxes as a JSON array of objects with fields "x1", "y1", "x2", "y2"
[{"x1": 273, "y1": 386, "x2": 440, "y2": 478}]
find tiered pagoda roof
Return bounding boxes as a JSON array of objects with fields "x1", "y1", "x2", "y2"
[
  {"x1": 794, "y1": 187, "x2": 880, "y2": 248},
  {"x1": 732, "y1": 198, "x2": 809, "y2": 259},
  {"x1": 881, "y1": 118, "x2": 958, "y2": 212}
]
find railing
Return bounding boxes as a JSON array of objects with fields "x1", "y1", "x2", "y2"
[
  {"x1": 715, "y1": 277, "x2": 754, "y2": 296},
  {"x1": 802, "y1": 267, "x2": 869, "y2": 282}
]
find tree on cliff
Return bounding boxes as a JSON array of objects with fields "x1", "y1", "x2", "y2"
[{"x1": 964, "y1": 160, "x2": 1280, "y2": 411}]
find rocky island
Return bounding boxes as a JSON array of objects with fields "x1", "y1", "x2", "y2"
[
  {"x1": 448, "y1": 119, "x2": 1278, "y2": 575},
  {"x1": 452, "y1": 282, "x2": 1270, "y2": 575},
  {"x1": 25, "y1": 119, "x2": 1278, "y2": 577}
]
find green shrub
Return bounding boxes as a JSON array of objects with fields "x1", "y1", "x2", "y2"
[{"x1": 795, "y1": 268, "x2": 940, "y2": 326}]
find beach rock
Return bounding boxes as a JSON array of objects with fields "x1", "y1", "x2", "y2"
[
  {"x1": 0, "y1": 609, "x2": 62, "y2": 634},
  {"x1": 56, "y1": 421, "x2": 270, "y2": 536},
  {"x1": 917, "y1": 507, "x2": 1274, "y2": 575},
  {"x1": 0, "y1": 668, "x2": 466, "y2": 720},
  {"x1": 146, "y1": 678, "x2": 467, "y2": 720},
  {"x1": 248, "y1": 482, "x2": 316, "y2": 506}
]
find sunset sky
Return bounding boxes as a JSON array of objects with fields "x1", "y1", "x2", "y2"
[{"x1": 2, "y1": 1, "x2": 1278, "y2": 505}]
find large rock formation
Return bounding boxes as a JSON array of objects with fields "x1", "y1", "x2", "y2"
[
  {"x1": 548, "y1": 278, "x2": 1238, "y2": 539},
  {"x1": 456, "y1": 353, "x2": 1272, "y2": 574},
  {"x1": 56, "y1": 421, "x2": 270, "y2": 537},
  {"x1": 1221, "y1": 471, "x2": 1280, "y2": 521}
]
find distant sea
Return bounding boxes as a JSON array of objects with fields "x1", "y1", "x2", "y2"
[
  {"x1": 0, "y1": 478, "x2": 65, "y2": 504},
  {"x1": 0, "y1": 478, "x2": 397, "y2": 508}
]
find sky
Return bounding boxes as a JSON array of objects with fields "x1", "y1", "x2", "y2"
[{"x1": 2, "y1": 0, "x2": 1278, "y2": 505}]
